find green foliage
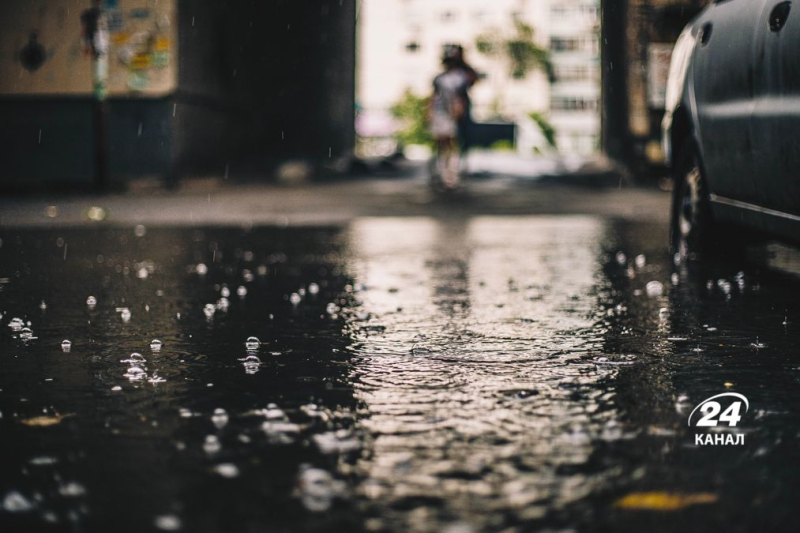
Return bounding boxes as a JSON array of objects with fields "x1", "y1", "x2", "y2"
[
  {"x1": 390, "y1": 90, "x2": 433, "y2": 147},
  {"x1": 476, "y1": 21, "x2": 553, "y2": 81},
  {"x1": 489, "y1": 139, "x2": 515, "y2": 152},
  {"x1": 528, "y1": 111, "x2": 557, "y2": 149}
]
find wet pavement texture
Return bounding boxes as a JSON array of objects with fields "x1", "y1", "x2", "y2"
[{"x1": 1, "y1": 216, "x2": 800, "y2": 532}]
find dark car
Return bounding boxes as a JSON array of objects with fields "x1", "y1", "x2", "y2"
[{"x1": 662, "y1": 0, "x2": 800, "y2": 256}]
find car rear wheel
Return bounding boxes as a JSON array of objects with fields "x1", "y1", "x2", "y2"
[{"x1": 670, "y1": 141, "x2": 713, "y2": 260}]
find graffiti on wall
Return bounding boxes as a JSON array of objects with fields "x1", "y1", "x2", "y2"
[{"x1": 0, "y1": 0, "x2": 176, "y2": 97}]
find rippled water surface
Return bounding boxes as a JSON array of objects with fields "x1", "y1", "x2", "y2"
[{"x1": 2, "y1": 217, "x2": 800, "y2": 532}]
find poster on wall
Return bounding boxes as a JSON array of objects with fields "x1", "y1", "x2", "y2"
[{"x1": 647, "y1": 43, "x2": 673, "y2": 109}]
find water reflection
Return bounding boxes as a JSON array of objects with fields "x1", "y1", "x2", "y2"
[{"x1": 347, "y1": 217, "x2": 618, "y2": 530}]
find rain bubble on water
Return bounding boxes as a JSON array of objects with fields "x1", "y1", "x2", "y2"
[
  {"x1": 203, "y1": 435, "x2": 221, "y2": 454},
  {"x1": 134, "y1": 224, "x2": 147, "y2": 237},
  {"x1": 212, "y1": 463, "x2": 239, "y2": 478},
  {"x1": 124, "y1": 366, "x2": 146, "y2": 381},
  {"x1": 19, "y1": 327, "x2": 35, "y2": 341},
  {"x1": 245, "y1": 336, "x2": 261, "y2": 350},
  {"x1": 671, "y1": 272, "x2": 680, "y2": 285},
  {"x1": 2, "y1": 491, "x2": 34, "y2": 513},
  {"x1": 220, "y1": 286, "x2": 231, "y2": 298},
  {"x1": 39, "y1": 300, "x2": 47, "y2": 311},
  {"x1": 203, "y1": 304, "x2": 216, "y2": 318},
  {"x1": 61, "y1": 340, "x2": 72, "y2": 353},
  {"x1": 150, "y1": 339, "x2": 163, "y2": 351},
  {"x1": 240, "y1": 354, "x2": 262, "y2": 374},
  {"x1": 148, "y1": 372, "x2": 166, "y2": 384},
  {"x1": 211, "y1": 408, "x2": 229, "y2": 429},
  {"x1": 615, "y1": 251, "x2": 626, "y2": 265},
  {"x1": 8, "y1": 317, "x2": 24, "y2": 331},
  {"x1": 87, "y1": 295, "x2": 97, "y2": 308},
  {"x1": 296, "y1": 465, "x2": 346, "y2": 513},
  {"x1": 154, "y1": 514, "x2": 182, "y2": 531},
  {"x1": 121, "y1": 352, "x2": 146, "y2": 364},
  {"x1": 216, "y1": 298, "x2": 230, "y2": 311},
  {"x1": 645, "y1": 280, "x2": 663, "y2": 297},
  {"x1": 290, "y1": 293, "x2": 302, "y2": 306},
  {"x1": 196, "y1": 263, "x2": 208, "y2": 276},
  {"x1": 237, "y1": 286, "x2": 247, "y2": 298},
  {"x1": 120, "y1": 308, "x2": 132, "y2": 322},
  {"x1": 635, "y1": 254, "x2": 646, "y2": 268},
  {"x1": 242, "y1": 269, "x2": 254, "y2": 282},
  {"x1": 308, "y1": 283, "x2": 320, "y2": 295}
]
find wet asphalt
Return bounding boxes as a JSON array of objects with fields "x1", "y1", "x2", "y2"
[{"x1": 1, "y1": 179, "x2": 800, "y2": 532}]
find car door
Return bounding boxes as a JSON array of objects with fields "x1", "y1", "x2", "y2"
[
  {"x1": 691, "y1": 0, "x2": 766, "y2": 203},
  {"x1": 751, "y1": 0, "x2": 800, "y2": 216}
]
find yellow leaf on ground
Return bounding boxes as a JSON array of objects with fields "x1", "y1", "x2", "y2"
[
  {"x1": 19, "y1": 414, "x2": 74, "y2": 427},
  {"x1": 614, "y1": 492, "x2": 718, "y2": 511}
]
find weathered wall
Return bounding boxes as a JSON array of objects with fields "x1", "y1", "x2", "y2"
[{"x1": 0, "y1": 0, "x2": 357, "y2": 187}]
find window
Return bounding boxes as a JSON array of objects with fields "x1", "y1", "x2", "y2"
[
  {"x1": 550, "y1": 36, "x2": 598, "y2": 54},
  {"x1": 550, "y1": 96, "x2": 598, "y2": 111},
  {"x1": 552, "y1": 64, "x2": 599, "y2": 82},
  {"x1": 441, "y1": 11, "x2": 456, "y2": 23}
]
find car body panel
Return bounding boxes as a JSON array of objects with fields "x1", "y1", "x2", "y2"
[{"x1": 662, "y1": 0, "x2": 800, "y2": 243}]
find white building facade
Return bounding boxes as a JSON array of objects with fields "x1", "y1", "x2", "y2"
[{"x1": 357, "y1": 0, "x2": 600, "y2": 155}]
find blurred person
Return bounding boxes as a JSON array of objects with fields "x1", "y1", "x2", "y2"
[
  {"x1": 429, "y1": 52, "x2": 470, "y2": 189},
  {"x1": 447, "y1": 45, "x2": 479, "y2": 154}
]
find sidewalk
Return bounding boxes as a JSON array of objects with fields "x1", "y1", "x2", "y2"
[{"x1": 0, "y1": 169, "x2": 669, "y2": 228}]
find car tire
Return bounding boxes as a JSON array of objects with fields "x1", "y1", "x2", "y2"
[{"x1": 670, "y1": 140, "x2": 714, "y2": 260}]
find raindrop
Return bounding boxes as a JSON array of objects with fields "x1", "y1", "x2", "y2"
[
  {"x1": 150, "y1": 339, "x2": 163, "y2": 351},
  {"x1": 615, "y1": 251, "x2": 627, "y2": 265},
  {"x1": 8, "y1": 317, "x2": 24, "y2": 331},
  {"x1": 751, "y1": 337, "x2": 767, "y2": 349},
  {"x1": 220, "y1": 286, "x2": 231, "y2": 298},
  {"x1": 326, "y1": 303, "x2": 339, "y2": 315},
  {"x1": 203, "y1": 304, "x2": 216, "y2": 318},
  {"x1": 87, "y1": 295, "x2": 97, "y2": 307},
  {"x1": 290, "y1": 293, "x2": 302, "y2": 306},
  {"x1": 120, "y1": 308, "x2": 131, "y2": 322},
  {"x1": 245, "y1": 336, "x2": 261, "y2": 350},
  {"x1": 671, "y1": 272, "x2": 680, "y2": 285},
  {"x1": 148, "y1": 373, "x2": 166, "y2": 384},
  {"x1": 134, "y1": 224, "x2": 147, "y2": 237},
  {"x1": 19, "y1": 327, "x2": 34, "y2": 340},
  {"x1": 196, "y1": 263, "x2": 208, "y2": 276},
  {"x1": 635, "y1": 254, "x2": 646, "y2": 268},
  {"x1": 39, "y1": 300, "x2": 47, "y2": 310},
  {"x1": 61, "y1": 340, "x2": 72, "y2": 352},
  {"x1": 308, "y1": 283, "x2": 320, "y2": 295},
  {"x1": 137, "y1": 267, "x2": 149, "y2": 279},
  {"x1": 237, "y1": 286, "x2": 247, "y2": 297},
  {"x1": 242, "y1": 269, "x2": 254, "y2": 282}
]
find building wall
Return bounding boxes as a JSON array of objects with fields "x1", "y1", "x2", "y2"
[
  {"x1": 0, "y1": 0, "x2": 356, "y2": 187},
  {"x1": 601, "y1": 0, "x2": 708, "y2": 172},
  {"x1": 358, "y1": 0, "x2": 601, "y2": 155}
]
